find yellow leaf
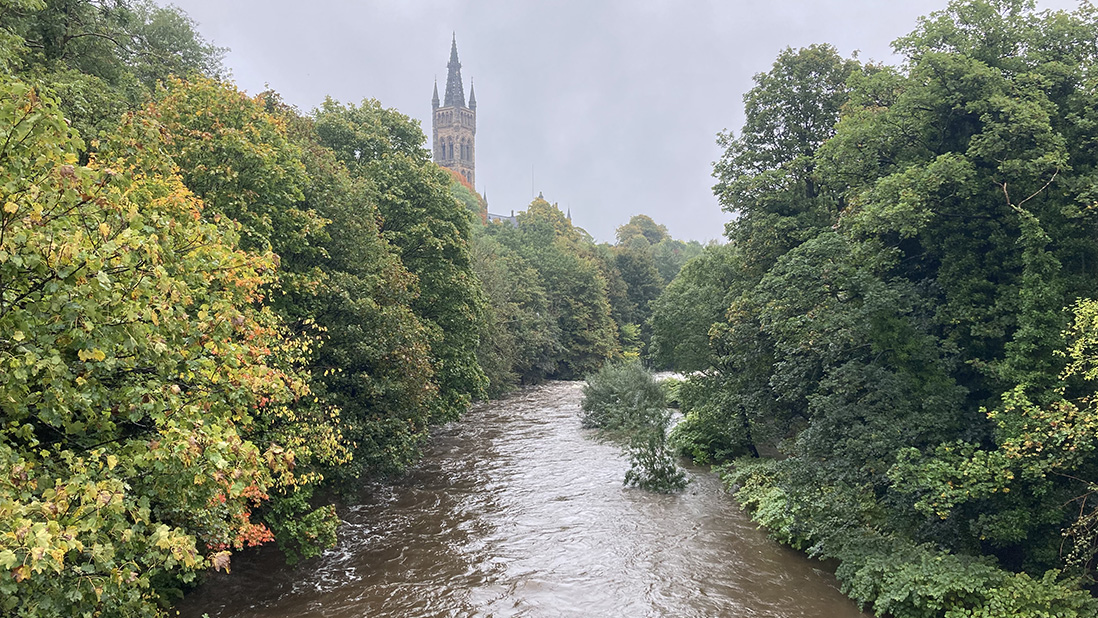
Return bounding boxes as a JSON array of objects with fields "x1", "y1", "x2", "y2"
[
  {"x1": 106, "y1": 455, "x2": 118, "y2": 470},
  {"x1": 12, "y1": 330, "x2": 24, "y2": 342},
  {"x1": 79, "y1": 348, "x2": 106, "y2": 362},
  {"x1": 98, "y1": 222, "x2": 110, "y2": 238},
  {"x1": 3, "y1": 202, "x2": 16, "y2": 213}
]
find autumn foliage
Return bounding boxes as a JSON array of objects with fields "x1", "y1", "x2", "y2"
[
  {"x1": 0, "y1": 3, "x2": 494, "y2": 612},
  {"x1": 0, "y1": 80, "x2": 313, "y2": 615}
]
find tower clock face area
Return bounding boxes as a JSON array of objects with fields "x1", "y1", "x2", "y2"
[{"x1": 433, "y1": 35, "x2": 476, "y2": 188}]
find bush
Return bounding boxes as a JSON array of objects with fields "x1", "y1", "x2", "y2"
[
  {"x1": 722, "y1": 459, "x2": 1098, "y2": 618},
  {"x1": 581, "y1": 362, "x2": 686, "y2": 492},
  {"x1": 663, "y1": 377, "x2": 682, "y2": 408},
  {"x1": 624, "y1": 426, "x2": 688, "y2": 493},
  {"x1": 668, "y1": 373, "x2": 755, "y2": 464},
  {"x1": 580, "y1": 361, "x2": 667, "y2": 432}
]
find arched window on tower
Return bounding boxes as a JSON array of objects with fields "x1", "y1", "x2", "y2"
[{"x1": 448, "y1": 139, "x2": 454, "y2": 160}]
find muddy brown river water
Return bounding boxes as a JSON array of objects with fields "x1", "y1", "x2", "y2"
[{"x1": 177, "y1": 381, "x2": 870, "y2": 617}]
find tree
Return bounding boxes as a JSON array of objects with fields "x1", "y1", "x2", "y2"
[
  {"x1": 615, "y1": 214, "x2": 668, "y2": 246},
  {"x1": 125, "y1": 1, "x2": 226, "y2": 88},
  {"x1": 2, "y1": 0, "x2": 224, "y2": 140},
  {"x1": 263, "y1": 93, "x2": 440, "y2": 491},
  {"x1": 150, "y1": 77, "x2": 321, "y2": 257},
  {"x1": 470, "y1": 230, "x2": 561, "y2": 393},
  {"x1": 650, "y1": 237, "x2": 704, "y2": 285},
  {"x1": 489, "y1": 197, "x2": 620, "y2": 378},
  {"x1": 689, "y1": 0, "x2": 1098, "y2": 610},
  {"x1": 314, "y1": 98, "x2": 488, "y2": 420},
  {"x1": 713, "y1": 43, "x2": 856, "y2": 277},
  {"x1": 0, "y1": 78, "x2": 327, "y2": 616},
  {"x1": 614, "y1": 239, "x2": 663, "y2": 326},
  {"x1": 648, "y1": 243, "x2": 738, "y2": 372}
]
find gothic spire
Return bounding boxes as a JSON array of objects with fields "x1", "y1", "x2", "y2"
[
  {"x1": 444, "y1": 33, "x2": 466, "y2": 108},
  {"x1": 432, "y1": 79, "x2": 440, "y2": 109},
  {"x1": 468, "y1": 79, "x2": 476, "y2": 111}
]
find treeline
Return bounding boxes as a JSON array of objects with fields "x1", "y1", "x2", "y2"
[
  {"x1": 474, "y1": 206, "x2": 701, "y2": 392},
  {"x1": 651, "y1": 0, "x2": 1098, "y2": 615},
  {"x1": 0, "y1": 1, "x2": 698, "y2": 614}
]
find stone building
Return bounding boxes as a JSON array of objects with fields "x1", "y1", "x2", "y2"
[{"x1": 432, "y1": 35, "x2": 476, "y2": 187}]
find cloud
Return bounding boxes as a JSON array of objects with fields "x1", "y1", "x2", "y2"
[{"x1": 167, "y1": 0, "x2": 1080, "y2": 242}]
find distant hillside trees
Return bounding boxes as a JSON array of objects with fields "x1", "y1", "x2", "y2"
[{"x1": 475, "y1": 197, "x2": 619, "y2": 386}]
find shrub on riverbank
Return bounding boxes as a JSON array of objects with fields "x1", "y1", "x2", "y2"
[
  {"x1": 581, "y1": 362, "x2": 686, "y2": 492},
  {"x1": 723, "y1": 458, "x2": 1098, "y2": 618}
]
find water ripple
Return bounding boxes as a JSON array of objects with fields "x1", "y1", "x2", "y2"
[{"x1": 177, "y1": 381, "x2": 869, "y2": 618}]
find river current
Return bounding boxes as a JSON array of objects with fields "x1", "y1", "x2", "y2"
[{"x1": 177, "y1": 381, "x2": 869, "y2": 617}]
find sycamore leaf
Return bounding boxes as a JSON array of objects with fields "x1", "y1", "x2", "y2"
[{"x1": 0, "y1": 550, "x2": 17, "y2": 570}]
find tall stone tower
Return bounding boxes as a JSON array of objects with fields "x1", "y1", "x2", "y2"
[{"x1": 433, "y1": 35, "x2": 476, "y2": 187}]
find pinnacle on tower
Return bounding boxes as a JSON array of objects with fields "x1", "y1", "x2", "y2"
[
  {"x1": 445, "y1": 34, "x2": 466, "y2": 108},
  {"x1": 432, "y1": 79, "x2": 440, "y2": 109},
  {"x1": 468, "y1": 79, "x2": 477, "y2": 111}
]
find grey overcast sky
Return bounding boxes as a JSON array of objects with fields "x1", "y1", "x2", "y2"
[{"x1": 166, "y1": 0, "x2": 1081, "y2": 243}]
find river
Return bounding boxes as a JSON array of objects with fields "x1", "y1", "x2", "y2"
[{"x1": 177, "y1": 381, "x2": 869, "y2": 617}]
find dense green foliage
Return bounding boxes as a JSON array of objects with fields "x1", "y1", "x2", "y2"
[
  {"x1": 609, "y1": 214, "x2": 701, "y2": 359},
  {"x1": 478, "y1": 198, "x2": 619, "y2": 381},
  {"x1": 1, "y1": 0, "x2": 225, "y2": 140},
  {"x1": 726, "y1": 458, "x2": 1097, "y2": 617},
  {"x1": 467, "y1": 202, "x2": 697, "y2": 392},
  {"x1": 580, "y1": 362, "x2": 686, "y2": 493},
  {"x1": 649, "y1": 242, "x2": 738, "y2": 372},
  {"x1": 0, "y1": 78, "x2": 332, "y2": 616},
  {"x1": 469, "y1": 229, "x2": 561, "y2": 395},
  {"x1": 313, "y1": 98, "x2": 489, "y2": 422},
  {"x1": 0, "y1": 2, "x2": 692, "y2": 613},
  {"x1": 651, "y1": 0, "x2": 1098, "y2": 613},
  {"x1": 0, "y1": 1, "x2": 494, "y2": 613}
]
